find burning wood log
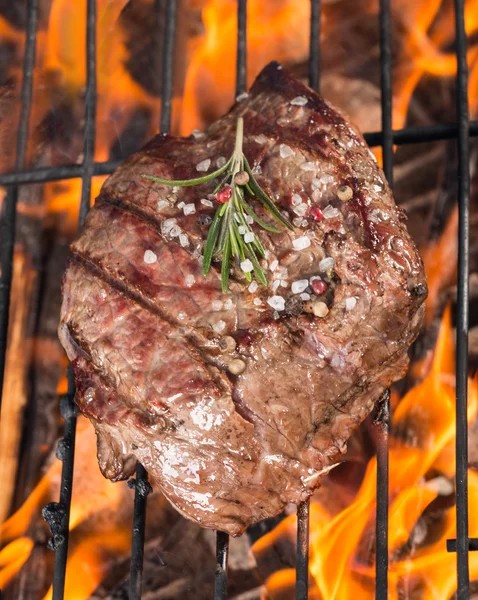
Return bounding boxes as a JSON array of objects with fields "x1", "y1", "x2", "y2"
[{"x1": 0, "y1": 249, "x2": 35, "y2": 523}]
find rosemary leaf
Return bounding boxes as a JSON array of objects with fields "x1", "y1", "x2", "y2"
[
  {"x1": 221, "y1": 237, "x2": 231, "y2": 293},
  {"x1": 203, "y1": 209, "x2": 222, "y2": 276},
  {"x1": 243, "y1": 159, "x2": 294, "y2": 230},
  {"x1": 142, "y1": 157, "x2": 232, "y2": 187},
  {"x1": 245, "y1": 246, "x2": 267, "y2": 286},
  {"x1": 242, "y1": 201, "x2": 281, "y2": 233},
  {"x1": 229, "y1": 222, "x2": 241, "y2": 260}
]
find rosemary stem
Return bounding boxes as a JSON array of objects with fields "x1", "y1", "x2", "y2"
[{"x1": 234, "y1": 117, "x2": 244, "y2": 156}]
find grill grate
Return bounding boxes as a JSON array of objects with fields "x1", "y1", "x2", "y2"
[{"x1": 0, "y1": 0, "x2": 477, "y2": 598}]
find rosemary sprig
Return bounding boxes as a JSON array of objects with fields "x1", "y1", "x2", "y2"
[{"x1": 142, "y1": 117, "x2": 293, "y2": 293}]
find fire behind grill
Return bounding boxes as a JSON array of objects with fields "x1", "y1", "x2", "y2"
[{"x1": 0, "y1": 0, "x2": 476, "y2": 598}]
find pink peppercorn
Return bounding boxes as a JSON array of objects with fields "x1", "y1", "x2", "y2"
[
  {"x1": 311, "y1": 207, "x2": 323, "y2": 222},
  {"x1": 311, "y1": 279, "x2": 327, "y2": 295},
  {"x1": 216, "y1": 185, "x2": 232, "y2": 204}
]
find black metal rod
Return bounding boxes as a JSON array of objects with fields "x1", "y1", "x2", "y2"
[
  {"x1": 236, "y1": 0, "x2": 247, "y2": 97},
  {"x1": 376, "y1": 0, "x2": 392, "y2": 596},
  {"x1": 214, "y1": 531, "x2": 229, "y2": 600},
  {"x1": 128, "y1": 464, "x2": 150, "y2": 600},
  {"x1": 453, "y1": 0, "x2": 470, "y2": 597},
  {"x1": 0, "y1": 121, "x2": 477, "y2": 188},
  {"x1": 374, "y1": 392, "x2": 390, "y2": 600},
  {"x1": 296, "y1": 499, "x2": 310, "y2": 600},
  {"x1": 78, "y1": 0, "x2": 98, "y2": 229},
  {"x1": 159, "y1": 0, "x2": 177, "y2": 134},
  {"x1": 51, "y1": 1, "x2": 97, "y2": 598},
  {"x1": 379, "y1": 0, "x2": 393, "y2": 186},
  {"x1": 52, "y1": 366, "x2": 77, "y2": 600},
  {"x1": 0, "y1": 160, "x2": 120, "y2": 186},
  {"x1": 0, "y1": 0, "x2": 38, "y2": 406},
  {"x1": 129, "y1": 1, "x2": 178, "y2": 595},
  {"x1": 309, "y1": 0, "x2": 321, "y2": 92},
  {"x1": 448, "y1": 538, "x2": 478, "y2": 553}
]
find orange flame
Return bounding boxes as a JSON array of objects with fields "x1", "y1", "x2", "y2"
[
  {"x1": 255, "y1": 307, "x2": 478, "y2": 598},
  {"x1": 0, "y1": 418, "x2": 132, "y2": 595}
]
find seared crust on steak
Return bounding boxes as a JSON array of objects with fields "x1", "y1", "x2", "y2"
[{"x1": 59, "y1": 62, "x2": 426, "y2": 535}]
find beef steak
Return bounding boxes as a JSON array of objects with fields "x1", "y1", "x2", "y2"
[{"x1": 59, "y1": 62, "x2": 427, "y2": 535}]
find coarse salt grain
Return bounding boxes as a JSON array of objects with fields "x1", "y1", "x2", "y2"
[
  {"x1": 373, "y1": 184, "x2": 383, "y2": 192},
  {"x1": 192, "y1": 129, "x2": 205, "y2": 139},
  {"x1": 238, "y1": 225, "x2": 247, "y2": 235},
  {"x1": 241, "y1": 259, "x2": 254, "y2": 273},
  {"x1": 345, "y1": 297, "x2": 357, "y2": 311},
  {"x1": 322, "y1": 205, "x2": 341, "y2": 219},
  {"x1": 169, "y1": 225, "x2": 181, "y2": 238},
  {"x1": 267, "y1": 296, "x2": 285, "y2": 311},
  {"x1": 179, "y1": 234, "x2": 189, "y2": 247},
  {"x1": 196, "y1": 158, "x2": 211, "y2": 172},
  {"x1": 300, "y1": 161, "x2": 316, "y2": 171},
  {"x1": 272, "y1": 280, "x2": 281, "y2": 292},
  {"x1": 244, "y1": 232, "x2": 254, "y2": 243},
  {"x1": 312, "y1": 178, "x2": 321, "y2": 189},
  {"x1": 185, "y1": 274, "x2": 195, "y2": 287},
  {"x1": 253, "y1": 297, "x2": 262, "y2": 306},
  {"x1": 248, "y1": 281, "x2": 258, "y2": 293},
  {"x1": 301, "y1": 292, "x2": 311, "y2": 301},
  {"x1": 252, "y1": 164, "x2": 262, "y2": 175},
  {"x1": 177, "y1": 201, "x2": 185, "y2": 209},
  {"x1": 280, "y1": 280, "x2": 288, "y2": 288},
  {"x1": 224, "y1": 298, "x2": 233, "y2": 310},
  {"x1": 290, "y1": 96, "x2": 308, "y2": 106},
  {"x1": 201, "y1": 198, "x2": 213, "y2": 207},
  {"x1": 216, "y1": 156, "x2": 227, "y2": 168},
  {"x1": 212, "y1": 300, "x2": 223, "y2": 311},
  {"x1": 157, "y1": 200, "x2": 169, "y2": 210},
  {"x1": 161, "y1": 218, "x2": 177, "y2": 236},
  {"x1": 291, "y1": 193, "x2": 302, "y2": 206},
  {"x1": 143, "y1": 250, "x2": 157, "y2": 264},
  {"x1": 331, "y1": 353, "x2": 343, "y2": 368},
  {"x1": 254, "y1": 134, "x2": 267, "y2": 144},
  {"x1": 269, "y1": 259, "x2": 278, "y2": 272},
  {"x1": 320, "y1": 174, "x2": 334, "y2": 184},
  {"x1": 319, "y1": 256, "x2": 334, "y2": 271},
  {"x1": 293, "y1": 203, "x2": 307, "y2": 217},
  {"x1": 280, "y1": 144, "x2": 294, "y2": 159},
  {"x1": 292, "y1": 236, "x2": 311, "y2": 250},
  {"x1": 293, "y1": 217, "x2": 305, "y2": 227},
  {"x1": 183, "y1": 203, "x2": 196, "y2": 216},
  {"x1": 291, "y1": 279, "x2": 309, "y2": 294},
  {"x1": 213, "y1": 320, "x2": 226, "y2": 333},
  {"x1": 245, "y1": 215, "x2": 253, "y2": 225}
]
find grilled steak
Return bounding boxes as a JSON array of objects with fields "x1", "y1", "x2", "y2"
[{"x1": 59, "y1": 62, "x2": 427, "y2": 535}]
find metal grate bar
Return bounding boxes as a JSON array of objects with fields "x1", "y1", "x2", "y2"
[
  {"x1": 296, "y1": 499, "x2": 310, "y2": 600},
  {"x1": 48, "y1": 2, "x2": 97, "y2": 598},
  {"x1": 50, "y1": 366, "x2": 77, "y2": 600},
  {"x1": 129, "y1": 464, "x2": 151, "y2": 600},
  {"x1": 128, "y1": 2, "x2": 178, "y2": 597},
  {"x1": 1, "y1": 122, "x2": 478, "y2": 188},
  {"x1": 214, "y1": 532, "x2": 230, "y2": 600},
  {"x1": 453, "y1": 0, "x2": 471, "y2": 597},
  {"x1": 235, "y1": 0, "x2": 247, "y2": 98},
  {"x1": 159, "y1": 0, "x2": 177, "y2": 135},
  {"x1": 0, "y1": 0, "x2": 39, "y2": 405},
  {"x1": 309, "y1": 0, "x2": 321, "y2": 92},
  {"x1": 376, "y1": 0, "x2": 393, "y2": 597}
]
